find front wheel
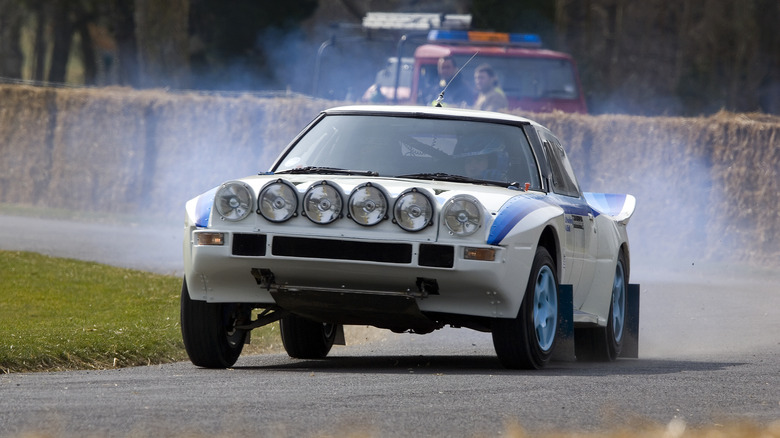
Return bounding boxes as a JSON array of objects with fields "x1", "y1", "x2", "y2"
[
  {"x1": 280, "y1": 314, "x2": 338, "y2": 359},
  {"x1": 180, "y1": 278, "x2": 250, "y2": 368},
  {"x1": 492, "y1": 246, "x2": 559, "y2": 369}
]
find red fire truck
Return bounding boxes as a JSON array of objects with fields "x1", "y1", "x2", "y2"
[{"x1": 363, "y1": 29, "x2": 587, "y2": 114}]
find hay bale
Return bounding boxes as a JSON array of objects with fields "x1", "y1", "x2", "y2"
[
  {"x1": 0, "y1": 84, "x2": 777, "y2": 265},
  {"x1": 143, "y1": 94, "x2": 330, "y2": 210},
  {"x1": 0, "y1": 85, "x2": 57, "y2": 204},
  {"x1": 45, "y1": 87, "x2": 149, "y2": 212},
  {"x1": 705, "y1": 113, "x2": 780, "y2": 263}
]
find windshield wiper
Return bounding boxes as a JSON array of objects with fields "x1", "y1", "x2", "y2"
[
  {"x1": 395, "y1": 172, "x2": 519, "y2": 188},
  {"x1": 275, "y1": 166, "x2": 378, "y2": 176},
  {"x1": 395, "y1": 172, "x2": 475, "y2": 182}
]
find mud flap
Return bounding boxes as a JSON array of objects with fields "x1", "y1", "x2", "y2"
[
  {"x1": 619, "y1": 283, "x2": 640, "y2": 358},
  {"x1": 333, "y1": 324, "x2": 346, "y2": 346},
  {"x1": 552, "y1": 284, "x2": 576, "y2": 362}
]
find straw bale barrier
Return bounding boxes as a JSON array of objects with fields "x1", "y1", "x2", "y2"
[
  {"x1": 1, "y1": 84, "x2": 777, "y2": 266},
  {"x1": 522, "y1": 111, "x2": 780, "y2": 265}
]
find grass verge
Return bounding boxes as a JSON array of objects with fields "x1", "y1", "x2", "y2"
[
  {"x1": 0, "y1": 250, "x2": 186, "y2": 372},
  {"x1": 0, "y1": 250, "x2": 280, "y2": 373}
]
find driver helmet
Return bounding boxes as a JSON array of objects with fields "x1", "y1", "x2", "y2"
[{"x1": 455, "y1": 136, "x2": 510, "y2": 179}]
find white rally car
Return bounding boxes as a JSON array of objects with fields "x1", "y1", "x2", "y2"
[{"x1": 181, "y1": 105, "x2": 639, "y2": 370}]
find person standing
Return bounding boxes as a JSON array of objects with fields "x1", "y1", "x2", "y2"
[
  {"x1": 435, "y1": 56, "x2": 475, "y2": 106},
  {"x1": 473, "y1": 64, "x2": 508, "y2": 111},
  {"x1": 422, "y1": 56, "x2": 475, "y2": 107}
]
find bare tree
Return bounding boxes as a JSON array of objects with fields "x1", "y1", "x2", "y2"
[
  {"x1": 31, "y1": 0, "x2": 47, "y2": 81},
  {"x1": 0, "y1": 0, "x2": 24, "y2": 79},
  {"x1": 556, "y1": 0, "x2": 779, "y2": 114},
  {"x1": 109, "y1": 0, "x2": 140, "y2": 87},
  {"x1": 134, "y1": 0, "x2": 190, "y2": 89},
  {"x1": 73, "y1": 2, "x2": 99, "y2": 84},
  {"x1": 48, "y1": 0, "x2": 73, "y2": 83}
]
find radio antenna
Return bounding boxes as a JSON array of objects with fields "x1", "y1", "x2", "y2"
[{"x1": 434, "y1": 51, "x2": 479, "y2": 107}]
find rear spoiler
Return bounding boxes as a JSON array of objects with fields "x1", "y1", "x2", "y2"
[{"x1": 583, "y1": 192, "x2": 636, "y2": 225}]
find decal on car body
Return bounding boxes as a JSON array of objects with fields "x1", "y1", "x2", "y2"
[
  {"x1": 195, "y1": 187, "x2": 218, "y2": 227},
  {"x1": 488, "y1": 195, "x2": 550, "y2": 245}
]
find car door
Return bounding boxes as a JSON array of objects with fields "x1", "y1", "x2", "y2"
[{"x1": 539, "y1": 131, "x2": 596, "y2": 306}]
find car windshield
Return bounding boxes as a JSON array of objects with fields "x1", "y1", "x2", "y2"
[{"x1": 274, "y1": 114, "x2": 541, "y2": 189}]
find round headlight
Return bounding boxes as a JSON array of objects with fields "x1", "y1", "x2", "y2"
[
  {"x1": 393, "y1": 189, "x2": 433, "y2": 232},
  {"x1": 443, "y1": 195, "x2": 483, "y2": 236},
  {"x1": 214, "y1": 182, "x2": 253, "y2": 221},
  {"x1": 348, "y1": 183, "x2": 388, "y2": 226},
  {"x1": 302, "y1": 181, "x2": 343, "y2": 224},
  {"x1": 258, "y1": 179, "x2": 298, "y2": 222}
]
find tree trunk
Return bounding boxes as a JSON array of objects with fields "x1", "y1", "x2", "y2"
[
  {"x1": 32, "y1": 2, "x2": 47, "y2": 81},
  {"x1": 0, "y1": 0, "x2": 24, "y2": 78},
  {"x1": 48, "y1": 0, "x2": 73, "y2": 83},
  {"x1": 134, "y1": 0, "x2": 190, "y2": 89},
  {"x1": 73, "y1": 3, "x2": 98, "y2": 85},
  {"x1": 111, "y1": 0, "x2": 140, "y2": 87}
]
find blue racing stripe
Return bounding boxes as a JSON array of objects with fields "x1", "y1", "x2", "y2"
[
  {"x1": 488, "y1": 194, "x2": 596, "y2": 245},
  {"x1": 487, "y1": 195, "x2": 549, "y2": 245},
  {"x1": 194, "y1": 187, "x2": 218, "y2": 227},
  {"x1": 552, "y1": 195, "x2": 594, "y2": 218}
]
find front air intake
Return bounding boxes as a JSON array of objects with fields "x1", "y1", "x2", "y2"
[
  {"x1": 272, "y1": 236, "x2": 412, "y2": 264},
  {"x1": 419, "y1": 244, "x2": 454, "y2": 268},
  {"x1": 232, "y1": 233, "x2": 267, "y2": 256}
]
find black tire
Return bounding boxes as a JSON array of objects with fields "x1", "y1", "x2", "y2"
[
  {"x1": 180, "y1": 278, "x2": 250, "y2": 368},
  {"x1": 279, "y1": 314, "x2": 337, "y2": 359},
  {"x1": 575, "y1": 250, "x2": 628, "y2": 361},
  {"x1": 492, "y1": 246, "x2": 559, "y2": 370}
]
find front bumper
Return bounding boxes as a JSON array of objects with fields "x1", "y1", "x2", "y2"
[{"x1": 183, "y1": 228, "x2": 536, "y2": 322}]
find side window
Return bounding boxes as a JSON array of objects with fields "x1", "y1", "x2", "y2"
[{"x1": 542, "y1": 137, "x2": 580, "y2": 197}]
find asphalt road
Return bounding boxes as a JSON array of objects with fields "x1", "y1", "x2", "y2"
[
  {"x1": 1, "y1": 213, "x2": 779, "y2": 437},
  {"x1": 0, "y1": 214, "x2": 183, "y2": 275}
]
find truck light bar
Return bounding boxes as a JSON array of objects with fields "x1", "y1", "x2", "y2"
[
  {"x1": 427, "y1": 30, "x2": 542, "y2": 47},
  {"x1": 363, "y1": 12, "x2": 471, "y2": 31}
]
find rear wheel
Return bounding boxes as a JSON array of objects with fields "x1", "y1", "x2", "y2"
[
  {"x1": 576, "y1": 250, "x2": 627, "y2": 361},
  {"x1": 280, "y1": 314, "x2": 337, "y2": 359},
  {"x1": 492, "y1": 246, "x2": 558, "y2": 369},
  {"x1": 180, "y1": 278, "x2": 250, "y2": 368}
]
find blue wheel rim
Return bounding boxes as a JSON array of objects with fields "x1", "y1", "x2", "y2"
[
  {"x1": 611, "y1": 261, "x2": 626, "y2": 343},
  {"x1": 534, "y1": 265, "x2": 557, "y2": 352}
]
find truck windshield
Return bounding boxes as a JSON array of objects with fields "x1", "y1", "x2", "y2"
[
  {"x1": 418, "y1": 55, "x2": 580, "y2": 103},
  {"x1": 274, "y1": 115, "x2": 541, "y2": 189},
  {"x1": 374, "y1": 58, "x2": 413, "y2": 88}
]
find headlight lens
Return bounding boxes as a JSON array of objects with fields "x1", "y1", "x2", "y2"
[
  {"x1": 393, "y1": 189, "x2": 433, "y2": 232},
  {"x1": 214, "y1": 182, "x2": 253, "y2": 221},
  {"x1": 443, "y1": 195, "x2": 483, "y2": 236},
  {"x1": 348, "y1": 183, "x2": 388, "y2": 226},
  {"x1": 258, "y1": 179, "x2": 298, "y2": 222},
  {"x1": 302, "y1": 181, "x2": 343, "y2": 224}
]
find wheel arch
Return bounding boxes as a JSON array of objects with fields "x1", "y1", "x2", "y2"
[
  {"x1": 537, "y1": 225, "x2": 561, "y2": 278},
  {"x1": 619, "y1": 242, "x2": 631, "y2": 281}
]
